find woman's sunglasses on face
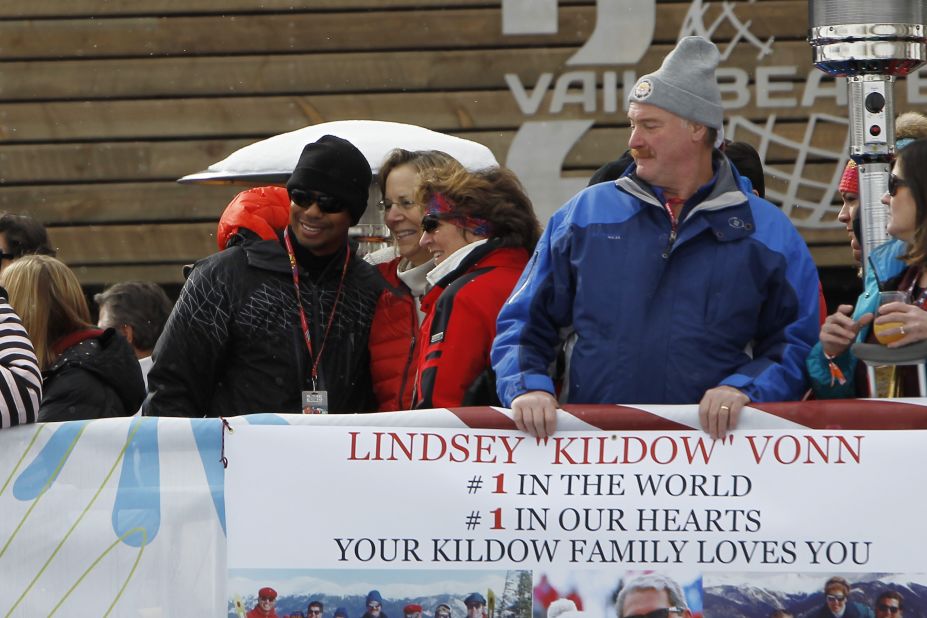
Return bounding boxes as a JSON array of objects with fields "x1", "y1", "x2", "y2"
[
  {"x1": 421, "y1": 213, "x2": 442, "y2": 233},
  {"x1": 888, "y1": 174, "x2": 908, "y2": 197}
]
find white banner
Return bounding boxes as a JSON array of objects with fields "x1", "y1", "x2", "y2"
[
  {"x1": 3, "y1": 402, "x2": 927, "y2": 617},
  {"x1": 226, "y1": 425, "x2": 927, "y2": 617},
  {"x1": 0, "y1": 417, "x2": 227, "y2": 617}
]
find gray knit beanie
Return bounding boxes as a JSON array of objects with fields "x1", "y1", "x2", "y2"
[{"x1": 628, "y1": 36, "x2": 723, "y2": 130}]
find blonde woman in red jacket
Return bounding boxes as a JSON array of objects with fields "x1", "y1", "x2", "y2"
[{"x1": 413, "y1": 165, "x2": 541, "y2": 408}]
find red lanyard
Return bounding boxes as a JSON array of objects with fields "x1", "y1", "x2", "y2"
[{"x1": 283, "y1": 228, "x2": 351, "y2": 389}]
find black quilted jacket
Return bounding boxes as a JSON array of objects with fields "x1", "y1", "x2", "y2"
[
  {"x1": 39, "y1": 329, "x2": 145, "y2": 422},
  {"x1": 144, "y1": 237, "x2": 383, "y2": 418}
]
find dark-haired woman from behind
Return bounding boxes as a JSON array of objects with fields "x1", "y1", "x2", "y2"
[{"x1": 413, "y1": 165, "x2": 540, "y2": 408}]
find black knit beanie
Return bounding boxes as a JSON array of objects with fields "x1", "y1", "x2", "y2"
[{"x1": 286, "y1": 135, "x2": 372, "y2": 225}]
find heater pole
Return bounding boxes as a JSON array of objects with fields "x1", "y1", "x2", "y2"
[{"x1": 808, "y1": 3, "x2": 926, "y2": 277}]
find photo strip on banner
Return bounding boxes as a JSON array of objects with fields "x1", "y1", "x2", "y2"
[{"x1": 224, "y1": 425, "x2": 927, "y2": 617}]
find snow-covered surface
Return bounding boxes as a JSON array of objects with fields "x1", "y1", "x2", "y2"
[{"x1": 179, "y1": 120, "x2": 499, "y2": 184}]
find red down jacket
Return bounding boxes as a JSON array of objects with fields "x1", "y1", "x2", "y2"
[{"x1": 369, "y1": 257, "x2": 420, "y2": 411}]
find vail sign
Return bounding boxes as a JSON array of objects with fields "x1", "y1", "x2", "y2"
[{"x1": 500, "y1": 0, "x2": 927, "y2": 229}]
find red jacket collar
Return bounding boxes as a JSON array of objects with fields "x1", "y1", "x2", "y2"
[{"x1": 52, "y1": 328, "x2": 105, "y2": 355}]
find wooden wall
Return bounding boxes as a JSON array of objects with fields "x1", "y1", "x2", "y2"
[{"x1": 0, "y1": 0, "x2": 909, "y2": 286}]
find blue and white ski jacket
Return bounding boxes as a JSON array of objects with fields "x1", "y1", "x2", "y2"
[{"x1": 491, "y1": 156, "x2": 821, "y2": 406}]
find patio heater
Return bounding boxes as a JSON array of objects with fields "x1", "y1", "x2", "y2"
[{"x1": 809, "y1": 1, "x2": 926, "y2": 274}]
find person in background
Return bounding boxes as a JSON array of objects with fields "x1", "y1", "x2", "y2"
[
  {"x1": 248, "y1": 587, "x2": 279, "y2": 618},
  {"x1": 369, "y1": 149, "x2": 465, "y2": 410},
  {"x1": 493, "y1": 36, "x2": 820, "y2": 440},
  {"x1": 874, "y1": 591, "x2": 903, "y2": 618},
  {"x1": 403, "y1": 604, "x2": 422, "y2": 618},
  {"x1": 615, "y1": 573, "x2": 692, "y2": 618},
  {"x1": 809, "y1": 139, "x2": 927, "y2": 398},
  {"x1": 145, "y1": 135, "x2": 383, "y2": 417},
  {"x1": 434, "y1": 604, "x2": 452, "y2": 618},
  {"x1": 0, "y1": 287, "x2": 42, "y2": 428},
  {"x1": 361, "y1": 590, "x2": 388, "y2": 618},
  {"x1": 307, "y1": 600, "x2": 324, "y2": 618},
  {"x1": 334, "y1": 608, "x2": 349, "y2": 618},
  {"x1": 413, "y1": 164, "x2": 540, "y2": 408},
  {"x1": 836, "y1": 160, "x2": 863, "y2": 268},
  {"x1": 896, "y1": 110, "x2": 927, "y2": 154},
  {"x1": 586, "y1": 150, "x2": 635, "y2": 187},
  {"x1": 216, "y1": 185, "x2": 292, "y2": 250},
  {"x1": 2, "y1": 255, "x2": 144, "y2": 422},
  {"x1": 95, "y1": 281, "x2": 173, "y2": 392},
  {"x1": 0, "y1": 212, "x2": 56, "y2": 274},
  {"x1": 803, "y1": 577, "x2": 873, "y2": 618},
  {"x1": 836, "y1": 112, "x2": 927, "y2": 275},
  {"x1": 547, "y1": 599, "x2": 588, "y2": 618},
  {"x1": 463, "y1": 594, "x2": 487, "y2": 618},
  {"x1": 724, "y1": 141, "x2": 766, "y2": 197}
]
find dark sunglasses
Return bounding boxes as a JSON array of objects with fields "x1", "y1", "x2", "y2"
[
  {"x1": 888, "y1": 174, "x2": 908, "y2": 197},
  {"x1": 290, "y1": 188, "x2": 346, "y2": 214},
  {"x1": 368, "y1": 604, "x2": 381, "y2": 610},
  {"x1": 826, "y1": 594, "x2": 847, "y2": 603},
  {"x1": 308, "y1": 610, "x2": 322, "y2": 615},
  {"x1": 421, "y1": 213, "x2": 442, "y2": 233},
  {"x1": 624, "y1": 609, "x2": 685, "y2": 618},
  {"x1": 877, "y1": 605, "x2": 901, "y2": 614},
  {"x1": 0, "y1": 252, "x2": 14, "y2": 261}
]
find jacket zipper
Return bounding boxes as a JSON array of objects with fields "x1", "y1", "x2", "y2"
[{"x1": 661, "y1": 200, "x2": 680, "y2": 259}]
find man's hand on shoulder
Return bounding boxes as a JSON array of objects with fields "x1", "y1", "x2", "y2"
[
  {"x1": 511, "y1": 390, "x2": 558, "y2": 439},
  {"x1": 698, "y1": 385, "x2": 750, "y2": 440}
]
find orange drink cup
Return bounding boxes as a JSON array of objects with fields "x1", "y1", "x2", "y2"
[
  {"x1": 874, "y1": 290, "x2": 910, "y2": 345},
  {"x1": 873, "y1": 321, "x2": 905, "y2": 345}
]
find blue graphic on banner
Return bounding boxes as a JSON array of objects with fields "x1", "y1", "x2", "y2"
[
  {"x1": 192, "y1": 418, "x2": 228, "y2": 534},
  {"x1": 244, "y1": 413, "x2": 290, "y2": 426},
  {"x1": 13, "y1": 421, "x2": 88, "y2": 501},
  {"x1": 113, "y1": 416, "x2": 161, "y2": 547}
]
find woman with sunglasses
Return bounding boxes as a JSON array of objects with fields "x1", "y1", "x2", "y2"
[
  {"x1": 412, "y1": 164, "x2": 540, "y2": 408},
  {"x1": 808, "y1": 139, "x2": 927, "y2": 398},
  {"x1": 805, "y1": 577, "x2": 873, "y2": 618},
  {"x1": 2, "y1": 255, "x2": 145, "y2": 421},
  {"x1": 834, "y1": 113, "x2": 927, "y2": 275},
  {"x1": 368, "y1": 149, "x2": 465, "y2": 410}
]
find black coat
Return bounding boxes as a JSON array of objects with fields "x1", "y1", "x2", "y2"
[
  {"x1": 144, "y1": 236, "x2": 383, "y2": 417},
  {"x1": 39, "y1": 329, "x2": 146, "y2": 422}
]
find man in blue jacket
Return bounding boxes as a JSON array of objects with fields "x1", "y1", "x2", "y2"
[{"x1": 491, "y1": 36, "x2": 820, "y2": 439}]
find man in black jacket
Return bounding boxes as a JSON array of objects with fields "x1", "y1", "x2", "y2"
[{"x1": 144, "y1": 135, "x2": 383, "y2": 417}]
